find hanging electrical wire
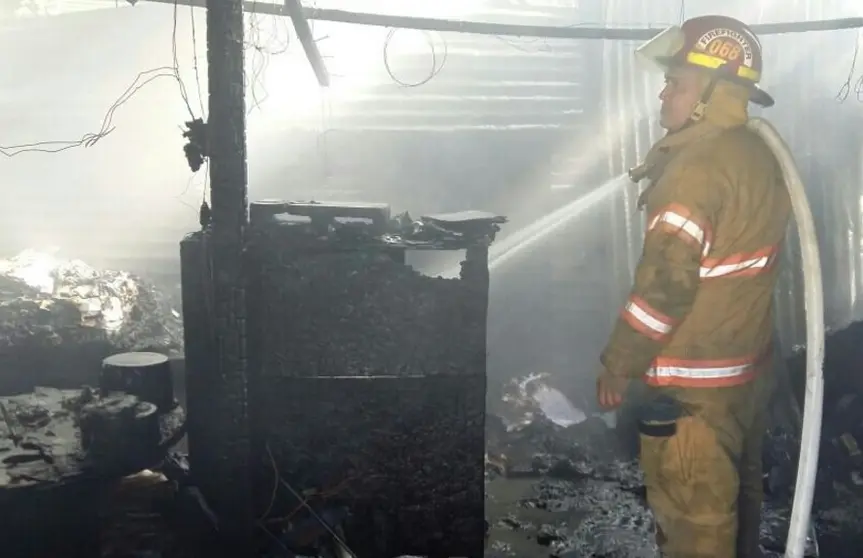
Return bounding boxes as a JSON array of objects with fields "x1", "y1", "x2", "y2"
[
  {"x1": 170, "y1": 0, "x2": 198, "y2": 120},
  {"x1": 382, "y1": 27, "x2": 448, "y2": 87},
  {"x1": 245, "y1": 5, "x2": 292, "y2": 112},
  {"x1": 0, "y1": 65, "x2": 174, "y2": 157},
  {"x1": 187, "y1": 2, "x2": 206, "y2": 118},
  {"x1": 836, "y1": 30, "x2": 863, "y2": 102},
  {"x1": 0, "y1": 0, "x2": 199, "y2": 157},
  {"x1": 182, "y1": 3, "x2": 211, "y2": 218}
]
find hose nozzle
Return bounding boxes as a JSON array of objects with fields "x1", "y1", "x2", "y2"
[{"x1": 628, "y1": 163, "x2": 651, "y2": 183}]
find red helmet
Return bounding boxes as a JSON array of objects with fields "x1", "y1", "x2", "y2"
[{"x1": 637, "y1": 15, "x2": 774, "y2": 107}]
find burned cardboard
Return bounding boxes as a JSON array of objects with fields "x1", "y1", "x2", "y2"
[{"x1": 0, "y1": 250, "x2": 183, "y2": 395}]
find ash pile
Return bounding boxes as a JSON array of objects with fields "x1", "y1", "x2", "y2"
[
  {"x1": 0, "y1": 250, "x2": 183, "y2": 394},
  {"x1": 484, "y1": 373, "x2": 819, "y2": 558},
  {"x1": 182, "y1": 202, "x2": 506, "y2": 558}
]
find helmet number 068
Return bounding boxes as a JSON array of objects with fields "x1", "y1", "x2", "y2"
[{"x1": 706, "y1": 39, "x2": 741, "y2": 61}]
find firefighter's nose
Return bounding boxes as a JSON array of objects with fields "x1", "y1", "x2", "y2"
[{"x1": 659, "y1": 85, "x2": 671, "y2": 101}]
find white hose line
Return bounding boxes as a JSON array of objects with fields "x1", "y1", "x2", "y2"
[{"x1": 747, "y1": 117, "x2": 825, "y2": 558}]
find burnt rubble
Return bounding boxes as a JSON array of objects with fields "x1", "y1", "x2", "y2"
[
  {"x1": 0, "y1": 250, "x2": 183, "y2": 394},
  {"x1": 0, "y1": 383, "x2": 185, "y2": 558},
  {"x1": 484, "y1": 373, "x2": 822, "y2": 558},
  {"x1": 785, "y1": 321, "x2": 863, "y2": 556},
  {"x1": 5, "y1": 210, "x2": 863, "y2": 556}
]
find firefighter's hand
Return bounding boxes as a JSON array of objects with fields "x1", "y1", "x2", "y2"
[{"x1": 596, "y1": 366, "x2": 629, "y2": 410}]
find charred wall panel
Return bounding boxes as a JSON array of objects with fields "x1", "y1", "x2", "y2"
[{"x1": 243, "y1": 204, "x2": 491, "y2": 557}]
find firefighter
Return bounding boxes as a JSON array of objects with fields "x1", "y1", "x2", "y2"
[{"x1": 595, "y1": 15, "x2": 790, "y2": 558}]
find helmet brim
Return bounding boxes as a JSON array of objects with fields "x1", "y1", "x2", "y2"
[
  {"x1": 635, "y1": 26, "x2": 685, "y2": 73},
  {"x1": 750, "y1": 87, "x2": 774, "y2": 108}
]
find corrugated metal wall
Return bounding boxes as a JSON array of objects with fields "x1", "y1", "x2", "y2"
[
  {"x1": 0, "y1": 2, "x2": 604, "y2": 272},
  {"x1": 597, "y1": 0, "x2": 863, "y2": 350}
]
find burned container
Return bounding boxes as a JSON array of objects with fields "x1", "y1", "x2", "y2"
[{"x1": 242, "y1": 201, "x2": 502, "y2": 558}]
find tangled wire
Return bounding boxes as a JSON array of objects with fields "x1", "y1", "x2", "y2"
[
  {"x1": 382, "y1": 27, "x2": 449, "y2": 88},
  {"x1": 836, "y1": 30, "x2": 863, "y2": 102}
]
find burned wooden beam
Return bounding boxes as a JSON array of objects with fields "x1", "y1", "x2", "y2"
[
  {"x1": 284, "y1": 0, "x2": 330, "y2": 87},
  {"x1": 140, "y1": 1, "x2": 863, "y2": 40}
]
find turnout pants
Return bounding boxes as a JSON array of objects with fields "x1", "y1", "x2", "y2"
[{"x1": 639, "y1": 372, "x2": 773, "y2": 558}]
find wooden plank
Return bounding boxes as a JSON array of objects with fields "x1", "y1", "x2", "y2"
[
  {"x1": 283, "y1": 0, "x2": 329, "y2": 86},
  {"x1": 140, "y1": 1, "x2": 863, "y2": 40}
]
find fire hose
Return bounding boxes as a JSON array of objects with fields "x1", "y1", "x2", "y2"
[{"x1": 746, "y1": 117, "x2": 825, "y2": 558}]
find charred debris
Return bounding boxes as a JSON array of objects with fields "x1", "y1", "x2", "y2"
[
  {"x1": 0, "y1": 363, "x2": 185, "y2": 557},
  {"x1": 2, "y1": 202, "x2": 863, "y2": 558},
  {"x1": 181, "y1": 201, "x2": 504, "y2": 558}
]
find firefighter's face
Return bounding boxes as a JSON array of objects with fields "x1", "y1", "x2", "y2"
[{"x1": 659, "y1": 66, "x2": 703, "y2": 131}]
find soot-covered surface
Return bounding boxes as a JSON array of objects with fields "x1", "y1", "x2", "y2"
[
  {"x1": 0, "y1": 387, "x2": 185, "y2": 490},
  {"x1": 251, "y1": 250, "x2": 486, "y2": 377},
  {"x1": 255, "y1": 376, "x2": 486, "y2": 557},
  {"x1": 180, "y1": 206, "x2": 501, "y2": 550},
  {"x1": 0, "y1": 387, "x2": 185, "y2": 558},
  {"x1": 244, "y1": 223, "x2": 491, "y2": 558}
]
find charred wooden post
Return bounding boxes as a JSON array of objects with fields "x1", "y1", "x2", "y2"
[
  {"x1": 181, "y1": 0, "x2": 255, "y2": 549},
  {"x1": 99, "y1": 352, "x2": 175, "y2": 412},
  {"x1": 244, "y1": 202, "x2": 504, "y2": 558}
]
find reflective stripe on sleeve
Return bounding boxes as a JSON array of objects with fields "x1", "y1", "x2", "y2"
[
  {"x1": 647, "y1": 203, "x2": 712, "y2": 257},
  {"x1": 700, "y1": 245, "x2": 778, "y2": 279},
  {"x1": 622, "y1": 296, "x2": 675, "y2": 341}
]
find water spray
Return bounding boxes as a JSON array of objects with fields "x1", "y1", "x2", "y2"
[{"x1": 437, "y1": 173, "x2": 630, "y2": 278}]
